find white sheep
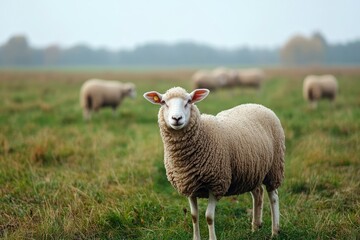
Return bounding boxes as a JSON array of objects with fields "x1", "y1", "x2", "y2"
[
  {"x1": 192, "y1": 70, "x2": 224, "y2": 90},
  {"x1": 80, "y1": 79, "x2": 136, "y2": 120},
  {"x1": 211, "y1": 67, "x2": 232, "y2": 87},
  {"x1": 225, "y1": 69, "x2": 241, "y2": 87},
  {"x1": 144, "y1": 87, "x2": 285, "y2": 239},
  {"x1": 303, "y1": 74, "x2": 338, "y2": 108},
  {"x1": 236, "y1": 68, "x2": 265, "y2": 89}
]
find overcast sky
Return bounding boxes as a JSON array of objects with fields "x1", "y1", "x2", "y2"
[{"x1": 0, "y1": 0, "x2": 359, "y2": 50}]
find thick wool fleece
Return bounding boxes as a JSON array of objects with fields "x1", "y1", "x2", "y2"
[
  {"x1": 303, "y1": 75, "x2": 338, "y2": 101},
  {"x1": 80, "y1": 79, "x2": 134, "y2": 111},
  {"x1": 158, "y1": 89, "x2": 285, "y2": 200}
]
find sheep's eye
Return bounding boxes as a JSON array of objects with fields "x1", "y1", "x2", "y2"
[
  {"x1": 185, "y1": 100, "x2": 191, "y2": 108},
  {"x1": 161, "y1": 100, "x2": 167, "y2": 106}
]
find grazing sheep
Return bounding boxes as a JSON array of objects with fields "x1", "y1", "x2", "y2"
[
  {"x1": 211, "y1": 67, "x2": 232, "y2": 87},
  {"x1": 192, "y1": 70, "x2": 222, "y2": 90},
  {"x1": 225, "y1": 69, "x2": 240, "y2": 87},
  {"x1": 303, "y1": 74, "x2": 338, "y2": 108},
  {"x1": 237, "y1": 68, "x2": 265, "y2": 88},
  {"x1": 80, "y1": 79, "x2": 136, "y2": 120},
  {"x1": 144, "y1": 87, "x2": 285, "y2": 239}
]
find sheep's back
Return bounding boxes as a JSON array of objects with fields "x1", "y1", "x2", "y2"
[
  {"x1": 237, "y1": 69, "x2": 264, "y2": 87},
  {"x1": 80, "y1": 79, "x2": 123, "y2": 108},
  {"x1": 303, "y1": 75, "x2": 338, "y2": 100},
  {"x1": 192, "y1": 71, "x2": 219, "y2": 90}
]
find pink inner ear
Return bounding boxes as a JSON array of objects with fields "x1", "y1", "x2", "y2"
[
  {"x1": 192, "y1": 89, "x2": 208, "y2": 101},
  {"x1": 146, "y1": 92, "x2": 161, "y2": 103}
]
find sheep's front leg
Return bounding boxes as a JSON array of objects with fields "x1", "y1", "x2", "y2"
[
  {"x1": 83, "y1": 108, "x2": 91, "y2": 120},
  {"x1": 267, "y1": 189, "x2": 280, "y2": 236},
  {"x1": 206, "y1": 192, "x2": 217, "y2": 240},
  {"x1": 251, "y1": 186, "x2": 264, "y2": 231},
  {"x1": 188, "y1": 196, "x2": 200, "y2": 240}
]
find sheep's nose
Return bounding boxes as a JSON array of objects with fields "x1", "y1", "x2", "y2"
[{"x1": 172, "y1": 115, "x2": 183, "y2": 122}]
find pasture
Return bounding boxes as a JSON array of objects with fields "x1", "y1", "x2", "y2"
[{"x1": 0, "y1": 68, "x2": 359, "y2": 239}]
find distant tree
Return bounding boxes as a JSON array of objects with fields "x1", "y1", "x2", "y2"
[
  {"x1": 326, "y1": 40, "x2": 360, "y2": 64},
  {"x1": 60, "y1": 44, "x2": 95, "y2": 65},
  {"x1": 0, "y1": 34, "x2": 358, "y2": 67},
  {"x1": 1, "y1": 35, "x2": 31, "y2": 65},
  {"x1": 281, "y1": 33, "x2": 326, "y2": 65},
  {"x1": 44, "y1": 45, "x2": 61, "y2": 65},
  {"x1": 312, "y1": 32, "x2": 327, "y2": 46}
]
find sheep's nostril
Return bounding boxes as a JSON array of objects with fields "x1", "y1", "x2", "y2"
[{"x1": 172, "y1": 116, "x2": 183, "y2": 122}]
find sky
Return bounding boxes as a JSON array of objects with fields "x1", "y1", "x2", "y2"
[{"x1": 0, "y1": 0, "x2": 359, "y2": 50}]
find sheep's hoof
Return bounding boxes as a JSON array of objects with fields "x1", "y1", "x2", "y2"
[
  {"x1": 251, "y1": 223, "x2": 262, "y2": 232},
  {"x1": 271, "y1": 229, "x2": 280, "y2": 238}
]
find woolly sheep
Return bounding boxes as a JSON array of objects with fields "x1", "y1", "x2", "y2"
[
  {"x1": 237, "y1": 68, "x2": 265, "y2": 88},
  {"x1": 144, "y1": 87, "x2": 285, "y2": 239},
  {"x1": 192, "y1": 70, "x2": 224, "y2": 90},
  {"x1": 211, "y1": 67, "x2": 233, "y2": 87},
  {"x1": 225, "y1": 69, "x2": 241, "y2": 87},
  {"x1": 303, "y1": 74, "x2": 338, "y2": 108},
  {"x1": 80, "y1": 79, "x2": 136, "y2": 120}
]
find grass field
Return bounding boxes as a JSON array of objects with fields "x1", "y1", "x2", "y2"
[{"x1": 0, "y1": 68, "x2": 359, "y2": 239}]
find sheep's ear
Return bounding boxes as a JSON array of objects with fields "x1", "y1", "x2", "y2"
[
  {"x1": 190, "y1": 89, "x2": 210, "y2": 103},
  {"x1": 143, "y1": 91, "x2": 163, "y2": 105}
]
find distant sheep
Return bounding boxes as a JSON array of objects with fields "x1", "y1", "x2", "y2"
[
  {"x1": 236, "y1": 68, "x2": 265, "y2": 88},
  {"x1": 303, "y1": 75, "x2": 338, "y2": 108},
  {"x1": 212, "y1": 67, "x2": 233, "y2": 87},
  {"x1": 144, "y1": 87, "x2": 285, "y2": 239},
  {"x1": 225, "y1": 69, "x2": 241, "y2": 87},
  {"x1": 192, "y1": 70, "x2": 223, "y2": 90},
  {"x1": 192, "y1": 68, "x2": 265, "y2": 91},
  {"x1": 80, "y1": 79, "x2": 136, "y2": 120}
]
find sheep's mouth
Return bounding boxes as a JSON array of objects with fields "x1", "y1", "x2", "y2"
[{"x1": 170, "y1": 123, "x2": 185, "y2": 130}]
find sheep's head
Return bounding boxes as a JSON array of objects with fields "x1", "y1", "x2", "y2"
[
  {"x1": 144, "y1": 87, "x2": 209, "y2": 130},
  {"x1": 123, "y1": 83, "x2": 136, "y2": 98}
]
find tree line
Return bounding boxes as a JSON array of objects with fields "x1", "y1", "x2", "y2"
[{"x1": 0, "y1": 33, "x2": 359, "y2": 67}]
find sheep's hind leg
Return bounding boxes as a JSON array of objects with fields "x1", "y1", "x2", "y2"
[
  {"x1": 188, "y1": 196, "x2": 200, "y2": 240},
  {"x1": 267, "y1": 189, "x2": 280, "y2": 237},
  {"x1": 250, "y1": 186, "x2": 264, "y2": 231},
  {"x1": 206, "y1": 192, "x2": 217, "y2": 240}
]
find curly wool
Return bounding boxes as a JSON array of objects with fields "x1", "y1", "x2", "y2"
[{"x1": 158, "y1": 89, "x2": 285, "y2": 200}]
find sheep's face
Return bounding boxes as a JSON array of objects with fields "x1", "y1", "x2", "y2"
[
  {"x1": 129, "y1": 87, "x2": 136, "y2": 98},
  {"x1": 123, "y1": 83, "x2": 136, "y2": 98},
  {"x1": 144, "y1": 88, "x2": 209, "y2": 130}
]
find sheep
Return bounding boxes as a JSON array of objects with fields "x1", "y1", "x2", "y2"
[
  {"x1": 225, "y1": 69, "x2": 241, "y2": 87},
  {"x1": 303, "y1": 74, "x2": 338, "y2": 109},
  {"x1": 80, "y1": 79, "x2": 136, "y2": 120},
  {"x1": 192, "y1": 70, "x2": 223, "y2": 90},
  {"x1": 144, "y1": 87, "x2": 285, "y2": 240},
  {"x1": 211, "y1": 67, "x2": 232, "y2": 87},
  {"x1": 236, "y1": 68, "x2": 265, "y2": 89}
]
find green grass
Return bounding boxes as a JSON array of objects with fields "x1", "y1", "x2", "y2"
[{"x1": 0, "y1": 69, "x2": 359, "y2": 239}]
